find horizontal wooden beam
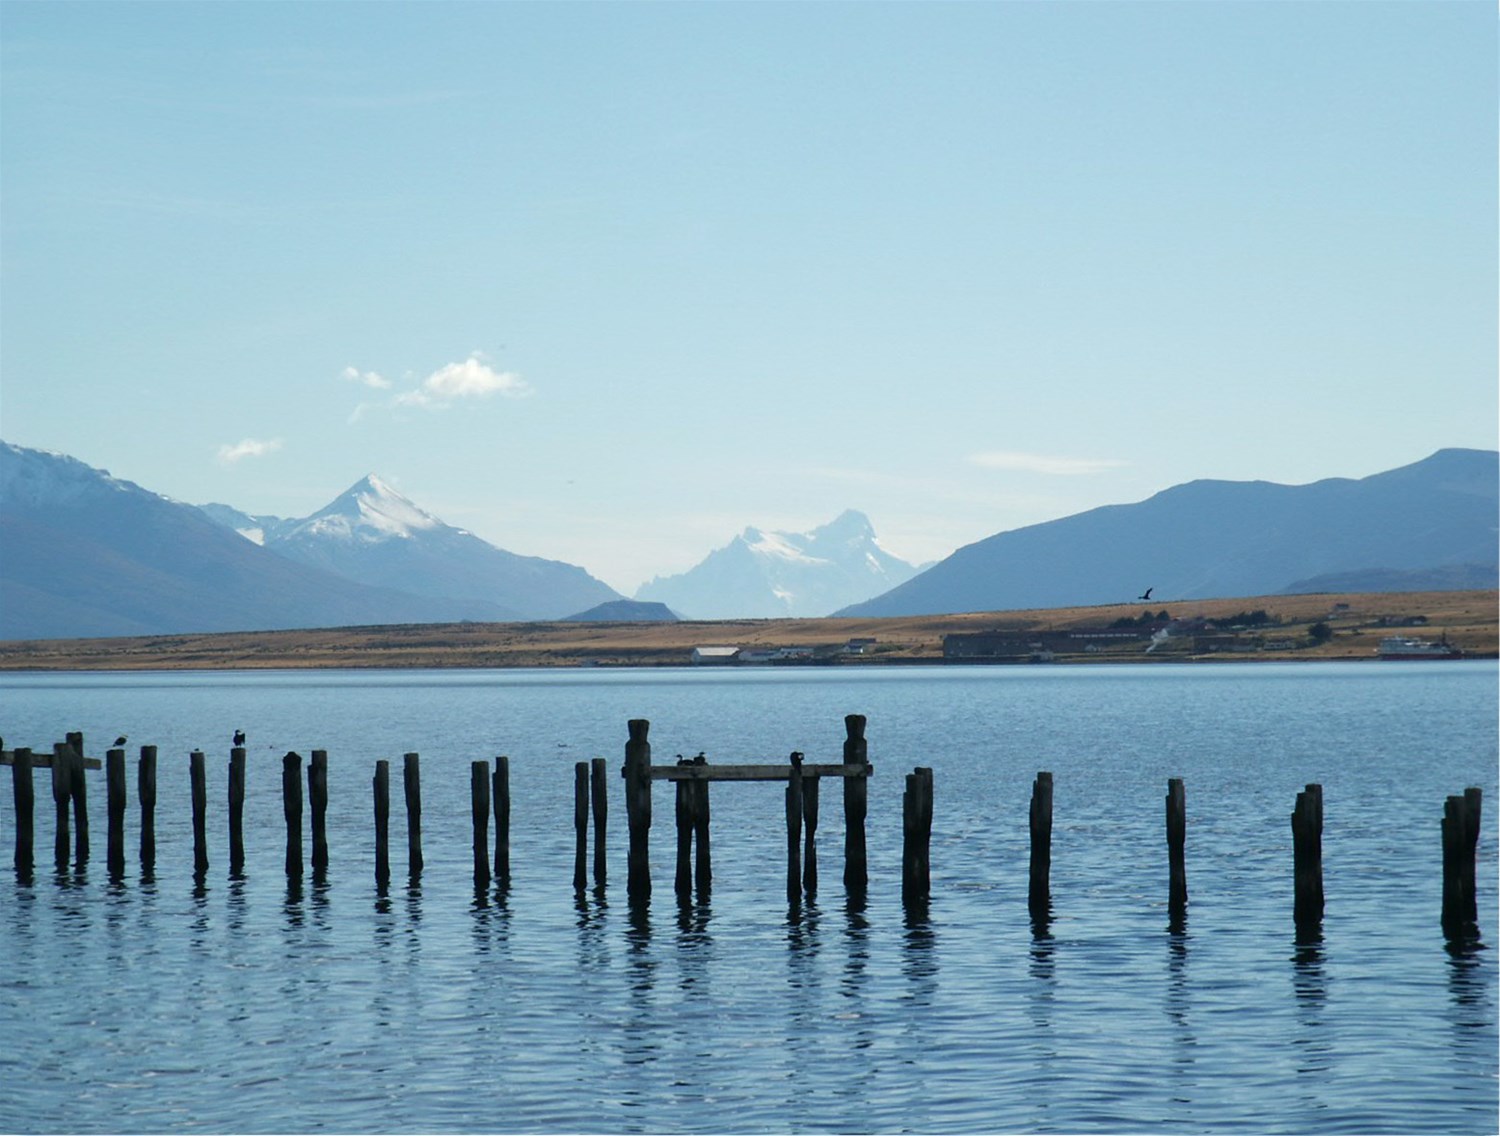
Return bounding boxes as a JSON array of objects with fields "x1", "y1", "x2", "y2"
[
  {"x1": 0, "y1": 750, "x2": 104, "y2": 770},
  {"x1": 652, "y1": 762, "x2": 872, "y2": 782}
]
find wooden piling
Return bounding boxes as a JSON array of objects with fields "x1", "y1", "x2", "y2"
[
  {"x1": 1166, "y1": 777, "x2": 1187, "y2": 921},
  {"x1": 138, "y1": 746, "x2": 157, "y2": 873},
  {"x1": 228, "y1": 747, "x2": 247, "y2": 876},
  {"x1": 591, "y1": 757, "x2": 608, "y2": 888},
  {"x1": 1442, "y1": 787, "x2": 1483, "y2": 935},
  {"x1": 843, "y1": 714, "x2": 869, "y2": 893},
  {"x1": 1291, "y1": 783, "x2": 1323, "y2": 931},
  {"x1": 373, "y1": 759, "x2": 391, "y2": 885},
  {"x1": 67, "y1": 733, "x2": 89, "y2": 866},
  {"x1": 692, "y1": 769, "x2": 710, "y2": 896},
  {"x1": 190, "y1": 750, "x2": 209, "y2": 876},
  {"x1": 283, "y1": 751, "x2": 304, "y2": 878},
  {"x1": 106, "y1": 748, "x2": 126, "y2": 878},
  {"x1": 802, "y1": 774, "x2": 820, "y2": 899},
  {"x1": 51, "y1": 742, "x2": 73, "y2": 870},
  {"x1": 903, "y1": 767, "x2": 933, "y2": 904},
  {"x1": 1029, "y1": 771, "x2": 1053, "y2": 919},
  {"x1": 493, "y1": 756, "x2": 510, "y2": 887},
  {"x1": 12, "y1": 747, "x2": 34, "y2": 874},
  {"x1": 309, "y1": 750, "x2": 329, "y2": 873},
  {"x1": 674, "y1": 761, "x2": 692, "y2": 897},
  {"x1": 624, "y1": 720, "x2": 652, "y2": 901},
  {"x1": 786, "y1": 763, "x2": 804, "y2": 904},
  {"x1": 471, "y1": 760, "x2": 491, "y2": 887},
  {"x1": 403, "y1": 752, "x2": 422, "y2": 878},
  {"x1": 574, "y1": 761, "x2": 589, "y2": 892}
]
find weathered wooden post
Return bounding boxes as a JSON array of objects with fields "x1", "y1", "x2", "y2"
[
  {"x1": 674, "y1": 759, "x2": 692, "y2": 897},
  {"x1": 623, "y1": 720, "x2": 652, "y2": 902},
  {"x1": 228, "y1": 747, "x2": 247, "y2": 876},
  {"x1": 51, "y1": 742, "x2": 73, "y2": 870},
  {"x1": 283, "y1": 751, "x2": 304, "y2": 879},
  {"x1": 308, "y1": 750, "x2": 329, "y2": 873},
  {"x1": 903, "y1": 766, "x2": 933, "y2": 904},
  {"x1": 591, "y1": 757, "x2": 608, "y2": 888},
  {"x1": 471, "y1": 760, "x2": 491, "y2": 887},
  {"x1": 106, "y1": 747, "x2": 126, "y2": 879},
  {"x1": 1291, "y1": 783, "x2": 1323, "y2": 932},
  {"x1": 493, "y1": 756, "x2": 510, "y2": 888},
  {"x1": 12, "y1": 747, "x2": 34, "y2": 874},
  {"x1": 403, "y1": 752, "x2": 422, "y2": 878},
  {"x1": 803, "y1": 774, "x2": 820, "y2": 899},
  {"x1": 190, "y1": 750, "x2": 209, "y2": 876},
  {"x1": 1029, "y1": 771, "x2": 1053, "y2": 919},
  {"x1": 786, "y1": 758, "x2": 804, "y2": 904},
  {"x1": 692, "y1": 763, "x2": 710, "y2": 896},
  {"x1": 373, "y1": 760, "x2": 391, "y2": 885},
  {"x1": 843, "y1": 715, "x2": 869, "y2": 893},
  {"x1": 66, "y1": 732, "x2": 89, "y2": 866},
  {"x1": 138, "y1": 746, "x2": 157, "y2": 873},
  {"x1": 1166, "y1": 777, "x2": 1187, "y2": 923},
  {"x1": 574, "y1": 761, "x2": 590, "y2": 892},
  {"x1": 1442, "y1": 787, "x2": 1483, "y2": 935}
]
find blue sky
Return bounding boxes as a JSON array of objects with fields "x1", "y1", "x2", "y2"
[{"x1": 2, "y1": 1, "x2": 1494, "y2": 593}]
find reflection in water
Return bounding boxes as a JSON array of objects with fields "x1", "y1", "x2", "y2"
[
  {"x1": 1290, "y1": 928, "x2": 1331, "y2": 1113},
  {"x1": 1165, "y1": 921, "x2": 1197, "y2": 1090}
]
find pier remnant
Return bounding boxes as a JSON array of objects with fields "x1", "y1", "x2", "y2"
[
  {"x1": 1166, "y1": 777, "x2": 1187, "y2": 924},
  {"x1": 1029, "y1": 771, "x2": 1053, "y2": 920},
  {"x1": 1291, "y1": 783, "x2": 1323, "y2": 933},
  {"x1": 1442, "y1": 786, "x2": 1483, "y2": 937}
]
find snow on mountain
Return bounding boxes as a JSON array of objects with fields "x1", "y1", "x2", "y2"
[
  {"x1": 257, "y1": 474, "x2": 622, "y2": 621},
  {"x1": 196, "y1": 502, "x2": 297, "y2": 546},
  {"x1": 634, "y1": 509, "x2": 920, "y2": 619}
]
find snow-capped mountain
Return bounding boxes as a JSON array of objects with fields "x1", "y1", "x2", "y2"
[
  {"x1": 634, "y1": 510, "x2": 921, "y2": 619},
  {"x1": 0, "y1": 441, "x2": 506, "y2": 639},
  {"x1": 196, "y1": 502, "x2": 298, "y2": 545},
  {"x1": 233, "y1": 475, "x2": 622, "y2": 621}
]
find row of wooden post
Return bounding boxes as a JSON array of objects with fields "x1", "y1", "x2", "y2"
[{"x1": 2, "y1": 732, "x2": 1487, "y2": 940}]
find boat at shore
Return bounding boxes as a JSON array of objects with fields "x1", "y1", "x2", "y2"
[{"x1": 1377, "y1": 635, "x2": 1463, "y2": 660}]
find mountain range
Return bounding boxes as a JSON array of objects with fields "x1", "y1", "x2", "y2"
[
  {"x1": 1, "y1": 441, "x2": 1494, "y2": 640},
  {"x1": 837, "y1": 447, "x2": 1498, "y2": 617},
  {"x1": 634, "y1": 510, "x2": 922, "y2": 619}
]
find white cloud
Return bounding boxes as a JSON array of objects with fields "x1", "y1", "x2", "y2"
[
  {"x1": 341, "y1": 365, "x2": 392, "y2": 390},
  {"x1": 394, "y1": 355, "x2": 531, "y2": 408},
  {"x1": 217, "y1": 437, "x2": 283, "y2": 464},
  {"x1": 968, "y1": 451, "x2": 1127, "y2": 476}
]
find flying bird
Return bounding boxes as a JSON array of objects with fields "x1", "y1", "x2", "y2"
[{"x1": 1138, "y1": 588, "x2": 1154, "y2": 602}]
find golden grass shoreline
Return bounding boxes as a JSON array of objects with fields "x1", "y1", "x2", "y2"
[{"x1": 0, "y1": 590, "x2": 1493, "y2": 671}]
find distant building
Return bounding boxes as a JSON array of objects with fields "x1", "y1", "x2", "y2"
[{"x1": 691, "y1": 646, "x2": 740, "y2": 665}]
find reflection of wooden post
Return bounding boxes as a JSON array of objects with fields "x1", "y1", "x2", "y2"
[
  {"x1": 624, "y1": 721, "x2": 652, "y2": 901},
  {"x1": 843, "y1": 715, "x2": 869, "y2": 893},
  {"x1": 12, "y1": 747, "x2": 34, "y2": 874},
  {"x1": 403, "y1": 752, "x2": 422, "y2": 878},
  {"x1": 283, "y1": 751, "x2": 303, "y2": 879},
  {"x1": 190, "y1": 750, "x2": 209, "y2": 876},
  {"x1": 228, "y1": 747, "x2": 247, "y2": 876},
  {"x1": 471, "y1": 760, "x2": 491, "y2": 887},
  {"x1": 1442, "y1": 787, "x2": 1483, "y2": 935},
  {"x1": 138, "y1": 746, "x2": 157, "y2": 873},
  {"x1": 493, "y1": 757, "x2": 510, "y2": 888},
  {"x1": 802, "y1": 775, "x2": 820, "y2": 899},
  {"x1": 373, "y1": 760, "x2": 391, "y2": 885},
  {"x1": 591, "y1": 757, "x2": 608, "y2": 888},
  {"x1": 574, "y1": 761, "x2": 589, "y2": 892},
  {"x1": 786, "y1": 764, "x2": 804, "y2": 904},
  {"x1": 1029, "y1": 771, "x2": 1053, "y2": 919},
  {"x1": 309, "y1": 750, "x2": 329, "y2": 872},
  {"x1": 106, "y1": 748, "x2": 126, "y2": 878},
  {"x1": 1291, "y1": 783, "x2": 1323, "y2": 931},
  {"x1": 1166, "y1": 778, "x2": 1187, "y2": 921}
]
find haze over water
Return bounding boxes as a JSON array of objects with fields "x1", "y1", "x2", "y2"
[{"x1": 1, "y1": 661, "x2": 1495, "y2": 1133}]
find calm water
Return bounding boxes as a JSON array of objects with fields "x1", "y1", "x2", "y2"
[{"x1": 1, "y1": 661, "x2": 1495, "y2": 1134}]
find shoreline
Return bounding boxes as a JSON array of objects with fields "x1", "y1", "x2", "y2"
[{"x1": 1, "y1": 589, "x2": 1493, "y2": 673}]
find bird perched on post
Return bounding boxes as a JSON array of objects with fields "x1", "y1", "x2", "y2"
[
  {"x1": 113, "y1": 735, "x2": 127, "y2": 747},
  {"x1": 233, "y1": 729, "x2": 246, "y2": 747},
  {"x1": 789, "y1": 750, "x2": 804, "y2": 769}
]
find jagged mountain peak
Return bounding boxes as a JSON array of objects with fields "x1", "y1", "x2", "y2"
[{"x1": 292, "y1": 473, "x2": 443, "y2": 543}]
